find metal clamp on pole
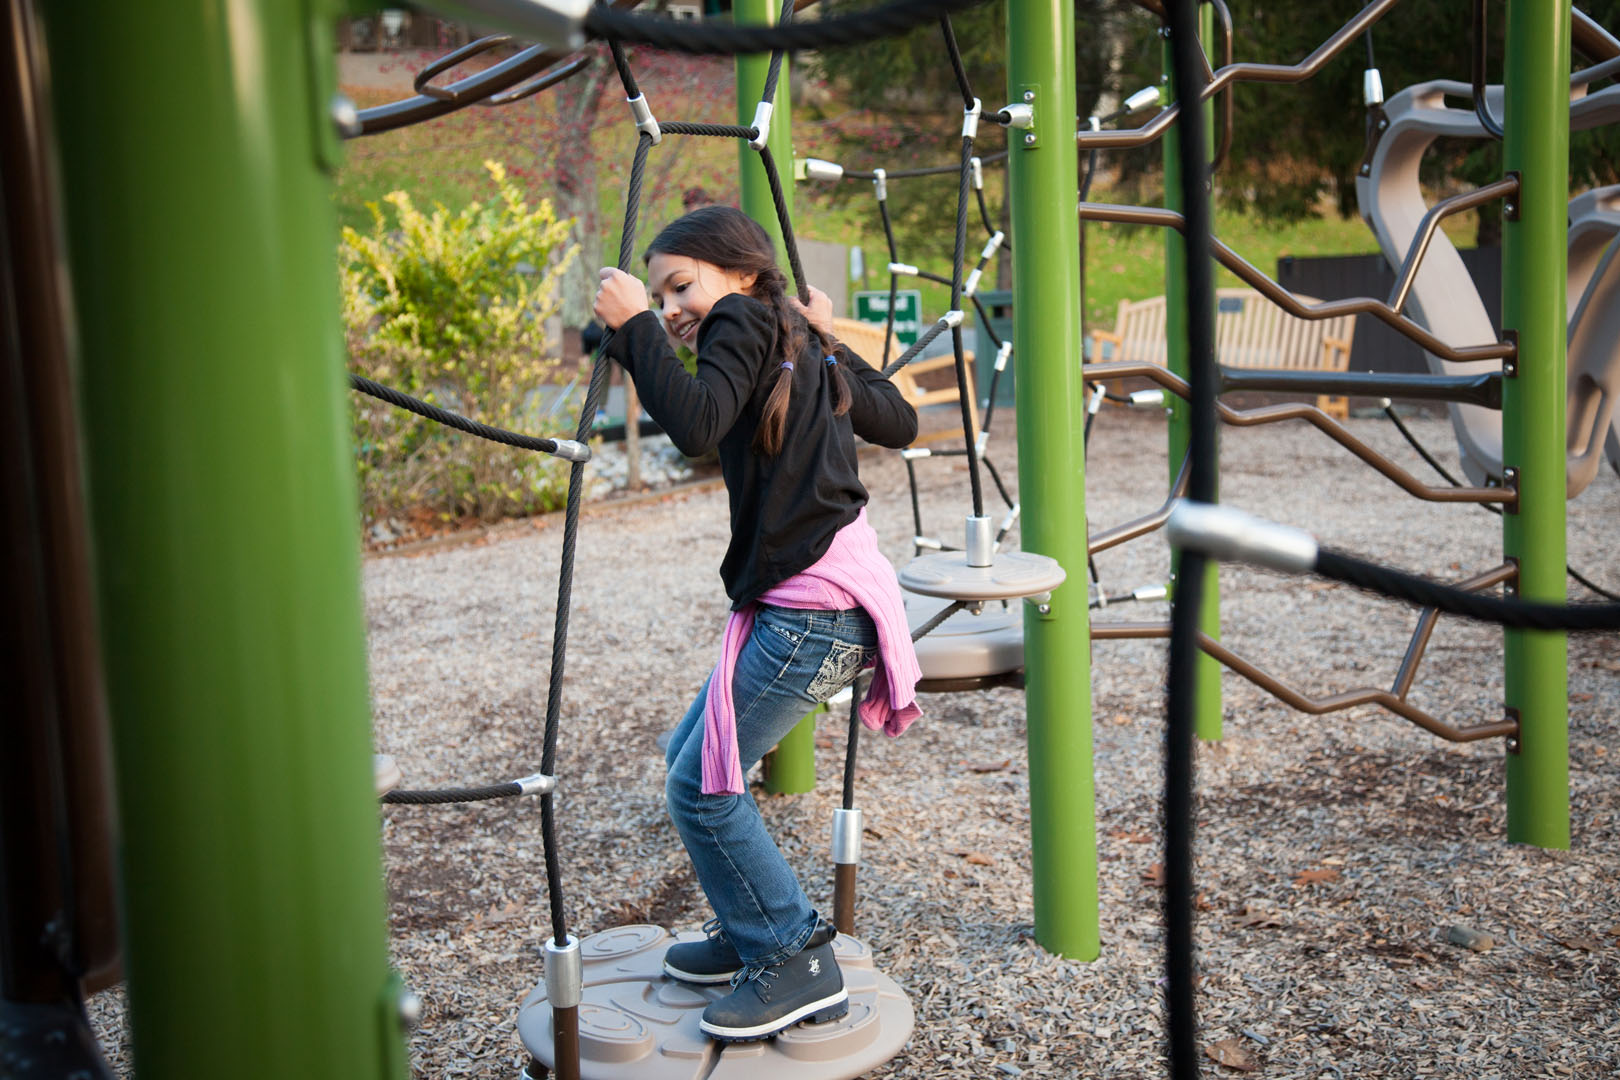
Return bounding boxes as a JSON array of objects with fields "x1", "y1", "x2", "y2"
[
  {"x1": 994, "y1": 340, "x2": 1013, "y2": 372},
  {"x1": 1133, "y1": 583, "x2": 1169, "y2": 602},
  {"x1": 975, "y1": 430, "x2": 990, "y2": 457},
  {"x1": 963, "y1": 97, "x2": 983, "y2": 139},
  {"x1": 887, "y1": 261, "x2": 920, "y2": 277},
  {"x1": 1088, "y1": 383, "x2": 1107, "y2": 415},
  {"x1": 940, "y1": 309, "x2": 966, "y2": 329},
  {"x1": 970, "y1": 156, "x2": 984, "y2": 190},
  {"x1": 1363, "y1": 68, "x2": 1385, "y2": 106},
  {"x1": 900, "y1": 447, "x2": 933, "y2": 461},
  {"x1": 831, "y1": 807, "x2": 863, "y2": 865},
  {"x1": 544, "y1": 934, "x2": 583, "y2": 1009},
  {"x1": 748, "y1": 100, "x2": 774, "y2": 151},
  {"x1": 549, "y1": 439, "x2": 592, "y2": 463},
  {"x1": 913, "y1": 536, "x2": 944, "y2": 551},
  {"x1": 1129, "y1": 388, "x2": 1165, "y2": 409},
  {"x1": 872, "y1": 167, "x2": 888, "y2": 202},
  {"x1": 627, "y1": 94, "x2": 661, "y2": 145},
  {"x1": 800, "y1": 157, "x2": 844, "y2": 182},
  {"x1": 1164, "y1": 500, "x2": 1320, "y2": 574},
  {"x1": 516, "y1": 774, "x2": 558, "y2": 796}
]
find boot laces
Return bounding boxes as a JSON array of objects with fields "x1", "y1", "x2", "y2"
[{"x1": 730, "y1": 963, "x2": 778, "y2": 1001}]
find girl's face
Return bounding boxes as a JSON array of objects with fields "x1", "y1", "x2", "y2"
[{"x1": 646, "y1": 253, "x2": 756, "y2": 351}]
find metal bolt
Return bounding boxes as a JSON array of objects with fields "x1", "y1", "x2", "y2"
[
  {"x1": 1037, "y1": 602, "x2": 1051, "y2": 615},
  {"x1": 1505, "y1": 736, "x2": 1521, "y2": 754},
  {"x1": 1378, "y1": 118, "x2": 1388, "y2": 130},
  {"x1": 331, "y1": 93, "x2": 362, "y2": 139},
  {"x1": 399, "y1": 989, "x2": 424, "y2": 1029},
  {"x1": 1504, "y1": 202, "x2": 1517, "y2": 218},
  {"x1": 1024, "y1": 133, "x2": 1037, "y2": 145},
  {"x1": 1023, "y1": 90, "x2": 1035, "y2": 102}
]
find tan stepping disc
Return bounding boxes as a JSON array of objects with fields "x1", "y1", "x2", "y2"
[
  {"x1": 517, "y1": 925, "x2": 913, "y2": 1079},
  {"x1": 899, "y1": 549, "x2": 1066, "y2": 601},
  {"x1": 373, "y1": 754, "x2": 402, "y2": 796}
]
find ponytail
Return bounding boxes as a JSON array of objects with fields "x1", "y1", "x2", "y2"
[{"x1": 749, "y1": 267, "x2": 852, "y2": 456}]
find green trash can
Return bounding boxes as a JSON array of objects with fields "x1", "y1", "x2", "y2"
[{"x1": 975, "y1": 289, "x2": 1015, "y2": 407}]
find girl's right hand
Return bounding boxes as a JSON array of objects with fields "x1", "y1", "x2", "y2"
[
  {"x1": 594, "y1": 267, "x2": 650, "y2": 331},
  {"x1": 789, "y1": 285, "x2": 835, "y2": 338}
]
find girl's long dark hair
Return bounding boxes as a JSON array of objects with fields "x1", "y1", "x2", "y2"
[{"x1": 645, "y1": 206, "x2": 851, "y2": 455}]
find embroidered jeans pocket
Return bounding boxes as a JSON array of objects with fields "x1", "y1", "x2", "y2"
[{"x1": 806, "y1": 640, "x2": 875, "y2": 701}]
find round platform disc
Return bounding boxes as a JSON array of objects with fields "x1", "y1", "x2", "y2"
[
  {"x1": 373, "y1": 754, "x2": 401, "y2": 796},
  {"x1": 899, "y1": 549, "x2": 1066, "y2": 601},
  {"x1": 517, "y1": 925, "x2": 914, "y2": 1080},
  {"x1": 904, "y1": 593, "x2": 1024, "y2": 680}
]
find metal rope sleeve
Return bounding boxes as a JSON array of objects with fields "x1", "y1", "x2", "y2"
[
  {"x1": 1312, "y1": 549, "x2": 1620, "y2": 631},
  {"x1": 382, "y1": 782, "x2": 525, "y2": 805},
  {"x1": 349, "y1": 375, "x2": 572, "y2": 458},
  {"x1": 1164, "y1": 1, "x2": 1217, "y2": 1076},
  {"x1": 585, "y1": 0, "x2": 990, "y2": 53}
]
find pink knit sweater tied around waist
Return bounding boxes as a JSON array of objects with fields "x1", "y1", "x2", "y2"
[{"x1": 702, "y1": 508, "x2": 923, "y2": 795}]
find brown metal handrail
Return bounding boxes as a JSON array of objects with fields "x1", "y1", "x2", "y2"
[
  {"x1": 1387, "y1": 176, "x2": 1520, "y2": 314},
  {"x1": 1078, "y1": 0, "x2": 1403, "y2": 149},
  {"x1": 1090, "y1": 453, "x2": 1190, "y2": 556},
  {"x1": 1078, "y1": 202, "x2": 1516, "y2": 363},
  {"x1": 1082, "y1": 361, "x2": 1515, "y2": 507},
  {"x1": 1092, "y1": 562, "x2": 1522, "y2": 743}
]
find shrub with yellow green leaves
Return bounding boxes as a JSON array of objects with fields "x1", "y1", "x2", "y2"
[{"x1": 341, "y1": 160, "x2": 582, "y2": 526}]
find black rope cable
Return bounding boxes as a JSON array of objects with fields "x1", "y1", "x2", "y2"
[
  {"x1": 661, "y1": 121, "x2": 758, "y2": 138},
  {"x1": 939, "y1": 15, "x2": 977, "y2": 109},
  {"x1": 881, "y1": 319, "x2": 954, "y2": 376},
  {"x1": 1313, "y1": 550, "x2": 1620, "y2": 631},
  {"x1": 1164, "y1": 0, "x2": 1215, "y2": 1075},
  {"x1": 758, "y1": 145, "x2": 812, "y2": 302},
  {"x1": 760, "y1": 0, "x2": 796, "y2": 107},
  {"x1": 608, "y1": 39, "x2": 641, "y2": 99},
  {"x1": 876, "y1": 195, "x2": 902, "y2": 363},
  {"x1": 383, "y1": 781, "x2": 532, "y2": 805},
  {"x1": 911, "y1": 600, "x2": 967, "y2": 641},
  {"x1": 974, "y1": 182, "x2": 1006, "y2": 249},
  {"x1": 905, "y1": 456, "x2": 927, "y2": 553},
  {"x1": 845, "y1": 151, "x2": 1009, "y2": 181},
  {"x1": 585, "y1": 0, "x2": 991, "y2": 54},
  {"x1": 841, "y1": 700, "x2": 861, "y2": 809},
  {"x1": 948, "y1": 126, "x2": 987, "y2": 519},
  {"x1": 349, "y1": 375, "x2": 572, "y2": 458},
  {"x1": 1380, "y1": 405, "x2": 1620, "y2": 601}
]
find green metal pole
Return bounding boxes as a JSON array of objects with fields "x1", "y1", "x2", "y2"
[
  {"x1": 1163, "y1": 7, "x2": 1224, "y2": 741},
  {"x1": 1501, "y1": 0, "x2": 1570, "y2": 848},
  {"x1": 735, "y1": 0, "x2": 817, "y2": 795},
  {"x1": 42, "y1": 2, "x2": 406, "y2": 1077},
  {"x1": 1008, "y1": 0, "x2": 1098, "y2": 959}
]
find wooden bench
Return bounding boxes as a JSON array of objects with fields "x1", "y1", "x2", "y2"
[
  {"x1": 1088, "y1": 287, "x2": 1355, "y2": 419},
  {"x1": 830, "y1": 316, "x2": 979, "y2": 443}
]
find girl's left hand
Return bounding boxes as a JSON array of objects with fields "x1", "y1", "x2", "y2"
[{"x1": 594, "y1": 267, "x2": 650, "y2": 330}]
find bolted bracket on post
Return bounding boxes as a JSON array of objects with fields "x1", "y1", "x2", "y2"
[
  {"x1": 1503, "y1": 707, "x2": 1522, "y2": 754},
  {"x1": 1015, "y1": 85, "x2": 1039, "y2": 148}
]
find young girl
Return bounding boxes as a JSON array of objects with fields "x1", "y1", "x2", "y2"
[{"x1": 592, "y1": 205, "x2": 923, "y2": 1043}]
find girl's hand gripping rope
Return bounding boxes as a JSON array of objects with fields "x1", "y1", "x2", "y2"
[
  {"x1": 594, "y1": 266, "x2": 650, "y2": 330},
  {"x1": 788, "y1": 285, "x2": 835, "y2": 339}
]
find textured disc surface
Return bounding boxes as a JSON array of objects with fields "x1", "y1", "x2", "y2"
[
  {"x1": 899, "y1": 549, "x2": 1067, "y2": 600},
  {"x1": 517, "y1": 926, "x2": 913, "y2": 1080}
]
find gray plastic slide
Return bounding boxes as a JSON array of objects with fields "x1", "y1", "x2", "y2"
[{"x1": 1356, "y1": 77, "x2": 1620, "y2": 495}]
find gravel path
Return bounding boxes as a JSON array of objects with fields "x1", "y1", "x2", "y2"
[{"x1": 90, "y1": 409, "x2": 1620, "y2": 1078}]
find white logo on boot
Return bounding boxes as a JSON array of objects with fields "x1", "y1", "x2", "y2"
[{"x1": 808, "y1": 956, "x2": 821, "y2": 976}]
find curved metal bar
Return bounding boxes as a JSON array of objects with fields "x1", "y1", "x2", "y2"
[
  {"x1": 1388, "y1": 176, "x2": 1519, "y2": 313},
  {"x1": 1392, "y1": 562, "x2": 1517, "y2": 697},
  {"x1": 1471, "y1": 0, "x2": 1505, "y2": 139},
  {"x1": 1218, "y1": 367, "x2": 1503, "y2": 410},
  {"x1": 1130, "y1": 0, "x2": 1168, "y2": 20},
  {"x1": 1089, "y1": 454, "x2": 1190, "y2": 556},
  {"x1": 1089, "y1": 622, "x2": 1520, "y2": 743},
  {"x1": 1077, "y1": 0, "x2": 1402, "y2": 149},
  {"x1": 482, "y1": 54, "x2": 592, "y2": 106},
  {"x1": 414, "y1": 34, "x2": 514, "y2": 103},
  {"x1": 1080, "y1": 360, "x2": 1515, "y2": 506},
  {"x1": 1078, "y1": 201, "x2": 1516, "y2": 363},
  {"x1": 1573, "y1": 7, "x2": 1620, "y2": 64},
  {"x1": 1572, "y1": 54, "x2": 1620, "y2": 90},
  {"x1": 353, "y1": 0, "x2": 643, "y2": 138}
]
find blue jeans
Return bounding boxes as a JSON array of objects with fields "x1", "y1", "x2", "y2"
[{"x1": 664, "y1": 604, "x2": 878, "y2": 967}]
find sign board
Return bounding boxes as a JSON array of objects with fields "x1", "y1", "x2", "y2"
[{"x1": 853, "y1": 289, "x2": 922, "y2": 346}]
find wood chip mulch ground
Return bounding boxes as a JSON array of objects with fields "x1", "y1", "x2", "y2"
[{"x1": 90, "y1": 409, "x2": 1620, "y2": 1078}]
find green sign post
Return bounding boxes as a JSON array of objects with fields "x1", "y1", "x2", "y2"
[{"x1": 854, "y1": 289, "x2": 923, "y2": 345}]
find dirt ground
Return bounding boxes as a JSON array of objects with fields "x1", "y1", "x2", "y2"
[{"x1": 89, "y1": 406, "x2": 1620, "y2": 1078}]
